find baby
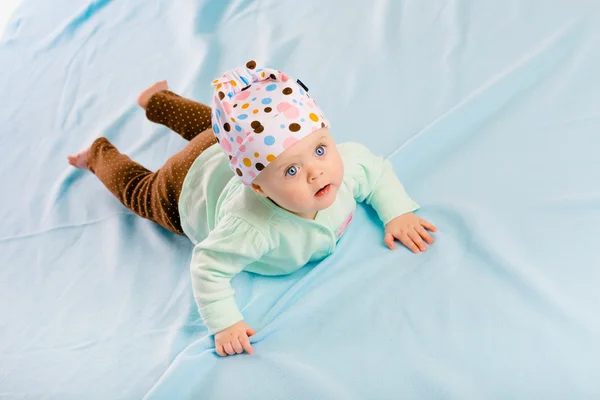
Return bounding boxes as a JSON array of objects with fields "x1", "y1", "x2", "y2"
[{"x1": 68, "y1": 60, "x2": 437, "y2": 357}]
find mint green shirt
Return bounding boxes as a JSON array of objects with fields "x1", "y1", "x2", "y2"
[{"x1": 178, "y1": 142, "x2": 420, "y2": 333}]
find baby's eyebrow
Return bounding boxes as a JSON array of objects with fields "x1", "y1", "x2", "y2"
[
  {"x1": 316, "y1": 135, "x2": 327, "y2": 144},
  {"x1": 307, "y1": 136, "x2": 327, "y2": 150},
  {"x1": 277, "y1": 163, "x2": 291, "y2": 172},
  {"x1": 275, "y1": 136, "x2": 328, "y2": 172}
]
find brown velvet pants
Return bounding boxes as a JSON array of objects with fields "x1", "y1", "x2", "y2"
[{"x1": 87, "y1": 91, "x2": 217, "y2": 234}]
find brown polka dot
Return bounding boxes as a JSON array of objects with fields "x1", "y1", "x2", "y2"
[
  {"x1": 283, "y1": 87, "x2": 293, "y2": 95},
  {"x1": 264, "y1": 107, "x2": 272, "y2": 113},
  {"x1": 246, "y1": 60, "x2": 257, "y2": 69},
  {"x1": 289, "y1": 123, "x2": 301, "y2": 132},
  {"x1": 269, "y1": 73, "x2": 277, "y2": 80},
  {"x1": 218, "y1": 91, "x2": 225, "y2": 100},
  {"x1": 233, "y1": 104, "x2": 238, "y2": 108},
  {"x1": 224, "y1": 123, "x2": 231, "y2": 132},
  {"x1": 255, "y1": 162, "x2": 265, "y2": 171},
  {"x1": 251, "y1": 121, "x2": 261, "y2": 129},
  {"x1": 321, "y1": 122, "x2": 326, "y2": 128}
]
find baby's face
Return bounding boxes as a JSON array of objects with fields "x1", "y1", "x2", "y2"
[{"x1": 252, "y1": 128, "x2": 344, "y2": 219}]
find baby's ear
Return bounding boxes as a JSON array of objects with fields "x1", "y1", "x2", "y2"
[{"x1": 250, "y1": 183, "x2": 267, "y2": 197}]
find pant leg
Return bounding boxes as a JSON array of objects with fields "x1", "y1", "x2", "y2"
[
  {"x1": 87, "y1": 129, "x2": 217, "y2": 235},
  {"x1": 145, "y1": 91, "x2": 213, "y2": 141}
]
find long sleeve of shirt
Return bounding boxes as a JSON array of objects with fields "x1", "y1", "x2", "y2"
[
  {"x1": 190, "y1": 216, "x2": 269, "y2": 334},
  {"x1": 342, "y1": 142, "x2": 420, "y2": 225}
]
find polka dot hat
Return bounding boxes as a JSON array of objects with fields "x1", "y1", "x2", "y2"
[{"x1": 211, "y1": 60, "x2": 329, "y2": 185}]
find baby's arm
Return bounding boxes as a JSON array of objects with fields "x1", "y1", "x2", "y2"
[
  {"x1": 343, "y1": 142, "x2": 437, "y2": 252},
  {"x1": 190, "y1": 217, "x2": 269, "y2": 356}
]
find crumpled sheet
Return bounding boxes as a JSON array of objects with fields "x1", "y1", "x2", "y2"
[{"x1": 1, "y1": 0, "x2": 600, "y2": 398}]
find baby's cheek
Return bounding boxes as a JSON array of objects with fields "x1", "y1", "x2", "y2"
[{"x1": 279, "y1": 186, "x2": 308, "y2": 209}]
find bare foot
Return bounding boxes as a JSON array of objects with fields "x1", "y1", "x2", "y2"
[
  {"x1": 67, "y1": 146, "x2": 91, "y2": 170},
  {"x1": 137, "y1": 80, "x2": 168, "y2": 110}
]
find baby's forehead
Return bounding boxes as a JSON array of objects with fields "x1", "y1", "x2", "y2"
[{"x1": 276, "y1": 134, "x2": 327, "y2": 159}]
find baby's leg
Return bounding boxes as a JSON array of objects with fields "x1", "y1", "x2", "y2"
[
  {"x1": 140, "y1": 83, "x2": 213, "y2": 141},
  {"x1": 80, "y1": 130, "x2": 216, "y2": 234}
]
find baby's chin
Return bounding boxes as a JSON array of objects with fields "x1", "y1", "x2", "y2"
[
  {"x1": 285, "y1": 197, "x2": 336, "y2": 216},
  {"x1": 281, "y1": 186, "x2": 339, "y2": 214},
  {"x1": 314, "y1": 187, "x2": 339, "y2": 210}
]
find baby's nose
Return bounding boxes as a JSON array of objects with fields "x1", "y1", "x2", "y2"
[{"x1": 308, "y1": 169, "x2": 323, "y2": 182}]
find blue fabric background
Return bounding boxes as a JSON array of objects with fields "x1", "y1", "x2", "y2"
[{"x1": 1, "y1": 1, "x2": 600, "y2": 398}]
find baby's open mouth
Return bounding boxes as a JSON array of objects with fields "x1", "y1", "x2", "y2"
[{"x1": 314, "y1": 184, "x2": 331, "y2": 198}]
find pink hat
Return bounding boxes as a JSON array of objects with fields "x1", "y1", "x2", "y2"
[{"x1": 211, "y1": 60, "x2": 329, "y2": 185}]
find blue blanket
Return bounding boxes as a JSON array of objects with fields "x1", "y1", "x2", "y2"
[{"x1": 2, "y1": 1, "x2": 600, "y2": 398}]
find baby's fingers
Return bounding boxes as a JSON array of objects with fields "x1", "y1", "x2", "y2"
[
  {"x1": 215, "y1": 344, "x2": 226, "y2": 357},
  {"x1": 417, "y1": 226, "x2": 434, "y2": 244},
  {"x1": 384, "y1": 232, "x2": 395, "y2": 250},
  {"x1": 223, "y1": 342, "x2": 235, "y2": 356},
  {"x1": 408, "y1": 230, "x2": 427, "y2": 252},
  {"x1": 240, "y1": 334, "x2": 255, "y2": 355},
  {"x1": 400, "y1": 234, "x2": 420, "y2": 253},
  {"x1": 420, "y1": 219, "x2": 437, "y2": 232},
  {"x1": 232, "y1": 338, "x2": 244, "y2": 354}
]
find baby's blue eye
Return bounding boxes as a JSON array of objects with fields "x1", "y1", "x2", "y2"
[
  {"x1": 315, "y1": 145, "x2": 326, "y2": 157},
  {"x1": 286, "y1": 166, "x2": 298, "y2": 177}
]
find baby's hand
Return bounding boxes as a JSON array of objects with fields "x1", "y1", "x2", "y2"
[
  {"x1": 214, "y1": 321, "x2": 256, "y2": 357},
  {"x1": 384, "y1": 213, "x2": 437, "y2": 253}
]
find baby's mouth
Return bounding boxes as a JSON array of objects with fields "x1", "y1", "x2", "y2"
[{"x1": 314, "y1": 184, "x2": 331, "y2": 198}]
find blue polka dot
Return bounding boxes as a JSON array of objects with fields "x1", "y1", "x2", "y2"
[
  {"x1": 228, "y1": 92, "x2": 233, "y2": 98},
  {"x1": 238, "y1": 114, "x2": 248, "y2": 120},
  {"x1": 216, "y1": 109, "x2": 221, "y2": 118},
  {"x1": 299, "y1": 102, "x2": 303, "y2": 106},
  {"x1": 293, "y1": 99, "x2": 297, "y2": 103},
  {"x1": 213, "y1": 124, "x2": 220, "y2": 134},
  {"x1": 235, "y1": 125, "x2": 242, "y2": 132},
  {"x1": 264, "y1": 136, "x2": 276, "y2": 146},
  {"x1": 280, "y1": 124, "x2": 285, "y2": 129},
  {"x1": 230, "y1": 138, "x2": 234, "y2": 142},
  {"x1": 252, "y1": 97, "x2": 257, "y2": 101},
  {"x1": 266, "y1": 84, "x2": 277, "y2": 91},
  {"x1": 299, "y1": 88, "x2": 305, "y2": 95},
  {"x1": 261, "y1": 98, "x2": 272, "y2": 105},
  {"x1": 300, "y1": 118, "x2": 305, "y2": 122}
]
